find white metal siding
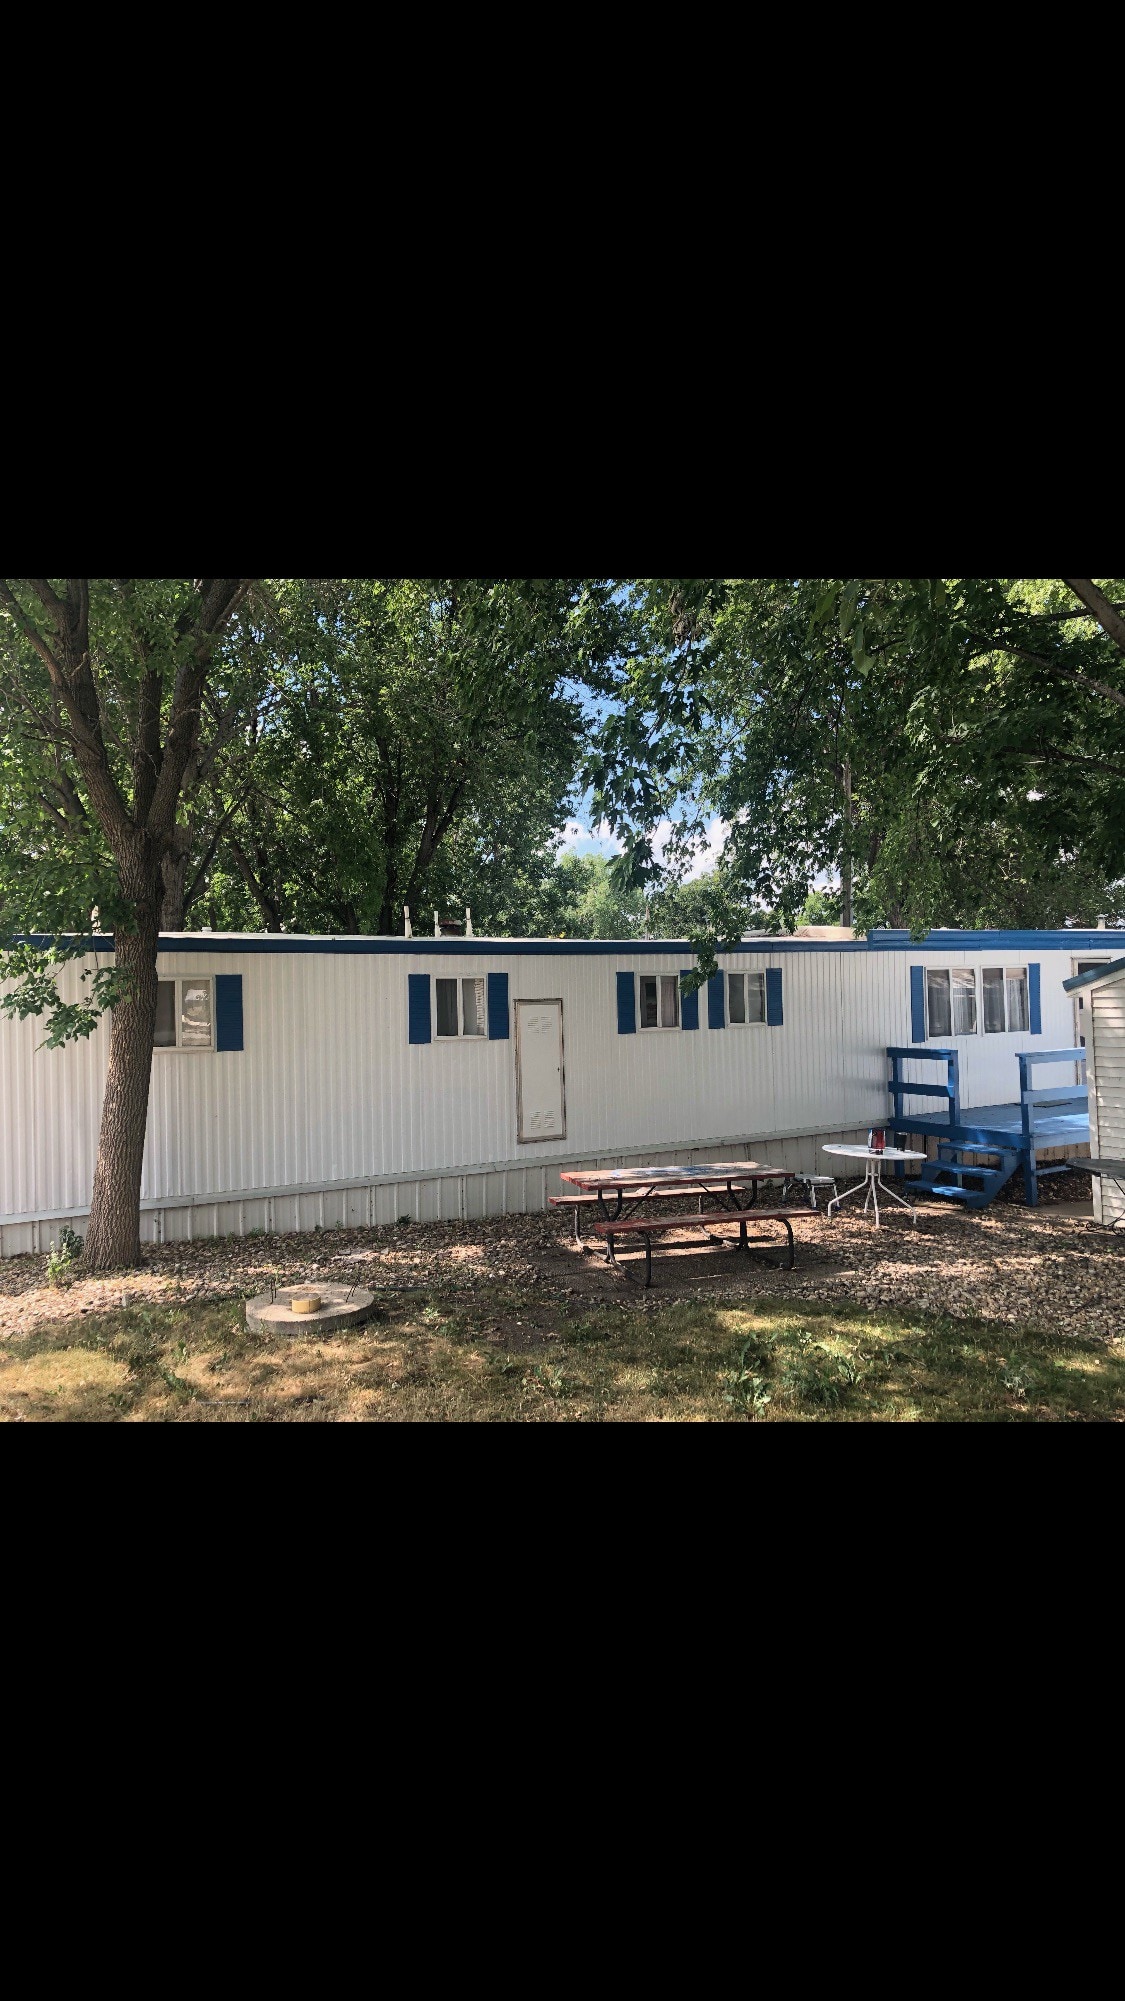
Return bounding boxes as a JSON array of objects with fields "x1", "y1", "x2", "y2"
[
  {"x1": 1090, "y1": 977, "x2": 1125, "y2": 1225},
  {"x1": 0, "y1": 941, "x2": 1086, "y2": 1238}
]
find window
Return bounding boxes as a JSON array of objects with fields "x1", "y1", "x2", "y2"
[
  {"x1": 435, "y1": 976, "x2": 486, "y2": 1038},
  {"x1": 639, "y1": 973, "x2": 679, "y2": 1029},
  {"x1": 1005, "y1": 967, "x2": 1029, "y2": 1032},
  {"x1": 982, "y1": 967, "x2": 1006, "y2": 1033},
  {"x1": 462, "y1": 977, "x2": 486, "y2": 1037},
  {"x1": 925, "y1": 968, "x2": 979, "y2": 1037},
  {"x1": 154, "y1": 977, "x2": 213, "y2": 1050},
  {"x1": 727, "y1": 972, "x2": 766, "y2": 1025},
  {"x1": 952, "y1": 968, "x2": 977, "y2": 1036},
  {"x1": 981, "y1": 966, "x2": 1029, "y2": 1032},
  {"x1": 925, "y1": 969, "x2": 951, "y2": 1038}
]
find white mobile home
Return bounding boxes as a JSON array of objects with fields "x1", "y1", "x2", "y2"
[{"x1": 0, "y1": 927, "x2": 1110, "y2": 1254}]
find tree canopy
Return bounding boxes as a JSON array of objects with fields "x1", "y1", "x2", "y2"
[{"x1": 589, "y1": 578, "x2": 1125, "y2": 961}]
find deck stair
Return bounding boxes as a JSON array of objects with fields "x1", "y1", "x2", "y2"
[{"x1": 914, "y1": 1143, "x2": 1020, "y2": 1209}]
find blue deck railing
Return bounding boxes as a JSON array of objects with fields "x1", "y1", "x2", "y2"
[
  {"x1": 1017, "y1": 1049, "x2": 1088, "y2": 1203},
  {"x1": 887, "y1": 1047, "x2": 961, "y2": 1130}
]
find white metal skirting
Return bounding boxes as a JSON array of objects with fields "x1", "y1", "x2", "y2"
[{"x1": 0, "y1": 1121, "x2": 881, "y2": 1254}]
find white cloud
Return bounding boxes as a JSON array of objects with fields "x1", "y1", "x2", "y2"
[
  {"x1": 557, "y1": 818, "x2": 623, "y2": 857},
  {"x1": 556, "y1": 814, "x2": 728, "y2": 877},
  {"x1": 652, "y1": 817, "x2": 728, "y2": 880}
]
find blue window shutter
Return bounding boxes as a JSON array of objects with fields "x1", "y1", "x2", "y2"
[
  {"x1": 766, "y1": 967, "x2": 784, "y2": 1027},
  {"x1": 680, "y1": 973, "x2": 699, "y2": 1031},
  {"x1": 408, "y1": 973, "x2": 432, "y2": 1044},
  {"x1": 1028, "y1": 962, "x2": 1042, "y2": 1034},
  {"x1": 707, "y1": 971, "x2": 725, "y2": 1029},
  {"x1": 214, "y1": 974, "x2": 243, "y2": 1051},
  {"x1": 616, "y1": 971, "x2": 636, "y2": 1034},
  {"x1": 910, "y1": 966, "x2": 926, "y2": 1042},
  {"x1": 487, "y1": 971, "x2": 509, "y2": 1040}
]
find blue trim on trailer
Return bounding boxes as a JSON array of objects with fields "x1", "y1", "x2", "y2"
[
  {"x1": 486, "y1": 971, "x2": 509, "y2": 1039},
  {"x1": 616, "y1": 971, "x2": 636, "y2": 1034},
  {"x1": 910, "y1": 966, "x2": 926, "y2": 1042},
  {"x1": 765, "y1": 967, "x2": 784, "y2": 1026},
  {"x1": 866, "y1": 929, "x2": 1125, "y2": 950},
  {"x1": 214, "y1": 974, "x2": 243, "y2": 1051},
  {"x1": 407, "y1": 974, "x2": 431, "y2": 1043},
  {"x1": 680, "y1": 974, "x2": 699, "y2": 1031},
  {"x1": 1028, "y1": 962, "x2": 1041, "y2": 1034},
  {"x1": 12, "y1": 927, "x2": 1125, "y2": 959},
  {"x1": 707, "y1": 971, "x2": 725, "y2": 1029}
]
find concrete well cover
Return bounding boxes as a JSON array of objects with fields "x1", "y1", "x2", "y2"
[{"x1": 246, "y1": 1282, "x2": 378, "y2": 1335}]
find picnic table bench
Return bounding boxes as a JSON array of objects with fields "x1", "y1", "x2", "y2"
[
  {"x1": 556, "y1": 1163, "x2": 805, "y2": 1286},
  {"x1": 592, "y1": 1206, "x2": 800, "y2": 1287}
]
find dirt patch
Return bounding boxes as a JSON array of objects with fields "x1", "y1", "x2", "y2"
[{"x1": 2, "y1": 1192, "x2": 1123, "y2": 1350}]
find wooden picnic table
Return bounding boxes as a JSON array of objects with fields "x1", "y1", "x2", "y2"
[
  {"x1": 557, "y1": 1162, "x2": 800, "y2": 1284},
  {"x1": 558, "y1": 1161, "x2": 790, "y2": 1222}
]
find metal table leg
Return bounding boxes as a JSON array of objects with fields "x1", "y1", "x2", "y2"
[
  {"x1": 826, "y1": 1172, "x2": 873, "y2": 1220},
  {"x1": 870, "y1": 1173, "x2": 917, "y2": 1225},
  {"x1": 828, "y1": 1162, "x2": 916, "y2": 1226}
]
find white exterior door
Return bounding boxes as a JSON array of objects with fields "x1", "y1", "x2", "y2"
[{"x1": 515, "y1": 999, "x2": 566, "y2": 1142}]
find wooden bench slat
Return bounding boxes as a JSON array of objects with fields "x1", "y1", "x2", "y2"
[
  {"x1": 592, "y1": 1207, "x2": 804, "y2": 1235},
  {"x1": 553, "y1": 1185, "x2": 785, "y2": 1210},
  {"x1": 591, "y1": 1205, "x2": 801, "y2": 1286}
]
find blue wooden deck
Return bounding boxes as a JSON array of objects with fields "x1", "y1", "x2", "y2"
[
  {"x1": 886, "y1": 1046, "x2": 1089, "y2": 1205},
  {"x1": 894, "y1": 1100, "x2": 1090, "y2": 1150}
]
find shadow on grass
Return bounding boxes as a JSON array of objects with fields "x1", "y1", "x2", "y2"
[{"x1": 2, "y1": 1292, "x2": 1122, "y2": 1422}]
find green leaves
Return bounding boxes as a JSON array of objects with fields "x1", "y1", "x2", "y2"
[
  {"x1": 588, "y1": 576, "x2": 1125, "y2": 944},
  {"x1": 0, "y1": 950, "x2": 132, "y2": 1048},
  {"x1": 810, "y1": 584, "x2": 838, "y2": 631},
  {"x1": 838, "y1": 581, "x2": 861, "y2": 637}
]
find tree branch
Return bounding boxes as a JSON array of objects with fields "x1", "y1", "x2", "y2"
[
  {"x1": 148, "y1": 580, "x2": 254, "y2": 831},
  {"x1": 1062, "y1": 579, "x2": 1125, "y2": 656},
  {"x1": 965, "y1": 629, "x2": 1125, "y2": 711}
]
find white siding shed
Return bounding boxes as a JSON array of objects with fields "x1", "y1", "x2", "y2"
[{"x1": 1069, "y1": 957, "x2": 1125, "y2": 1225}]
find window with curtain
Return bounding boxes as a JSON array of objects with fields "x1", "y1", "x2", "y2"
[
  {"x1": 462, "y1": 977, "x2": 486, "y2": 1036},
  {"x1": 153, "y1": 977, "x2": 213, "y2": 1050},
  {"x1": 435, "y1": 976, "x2": 487, "y2": 1038},
  {"x1": 982, "y1": 967, "x2": 1029, "y2": 1031},
  {"x1": 952, "y1": 968, "x2": 977, "y2": 1036},
  {"x1": 926, "y1": 969, "x2": 952, "y2": 1038},
  {"x1": 727, "y1": 972, "x2": 766, "y2": 1024},
  {"x1": 982, "y1": 967, "x2": 1006, "y2": 1032}
]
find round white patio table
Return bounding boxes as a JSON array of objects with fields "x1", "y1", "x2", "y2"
[{"x1": 822, "y1": 1144, "x2": 926, "y2": 1226}]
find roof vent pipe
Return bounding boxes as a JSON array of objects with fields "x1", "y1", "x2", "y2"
[
  {"x1": 1097, "y1": 914, "x2": 1108, "y2": 928},
  {"x1": 434, "y1": 910, "x2": 441, "y2": 937},
  {"x1": 403, "y1": 906, "x2": 412, "y2": 938},
  {"x1": 465, "y1": 907, "x2": 474, "y2": 938}
]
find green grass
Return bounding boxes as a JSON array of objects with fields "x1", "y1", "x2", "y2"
[{"x1": 1, "y1": 1289, "x2": 1122, "y2": 1421}]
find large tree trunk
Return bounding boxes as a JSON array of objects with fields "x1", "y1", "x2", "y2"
[
  {"x1": 84, "y1": 880, "x2": 161, "y2": 1270},
  {"x1": 160, "y1": 844, "x2": 189, "y2": 930}
]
